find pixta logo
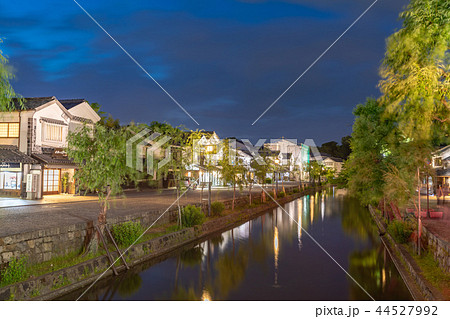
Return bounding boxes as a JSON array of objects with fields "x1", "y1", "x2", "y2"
[{"x1": 126, "y1": 129, "x2": 172, "y2": 176}]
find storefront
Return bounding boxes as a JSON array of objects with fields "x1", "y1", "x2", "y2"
[
  {"x1": 0, "y1": 145, "x2": 37, "y2": 197},
  {"x1": 33, "y1": 148, "x2": 76, "y2": 195}
]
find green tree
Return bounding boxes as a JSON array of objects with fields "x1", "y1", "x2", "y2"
[
  {"x1": 66, "y1": 124, "x2": 140, "y2": 251},
  {"x1": 152, "y1": 123, "x2": 191, "y2": 227},
  {"x1": 0, "y1": 39, "x2": 23, "y2": 111},
  {"x1": 346, "y1": 98, "x2": 393, "y2": 206},
  {"x1": 219, "y1": 139, "x2": 245, "y2": 210},
  {"x1": 305, "y1": 160, "x2": 325, "y2": 185},
  {"x1": 379, "y1": 0, "x2": 449, "y2": 141}
]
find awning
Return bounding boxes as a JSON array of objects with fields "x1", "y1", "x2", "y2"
[{"x1": 0, "y1": 145, "x2": 37, "y2": 164}]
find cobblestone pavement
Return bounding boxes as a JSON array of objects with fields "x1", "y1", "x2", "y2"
[{"x1": 0, "y1": 184, "x2": 292, "y2": 237}]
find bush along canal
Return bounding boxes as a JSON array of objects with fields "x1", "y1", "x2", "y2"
[{"x1": 58, "y1": 188, "x2": 412, "y2": 301}]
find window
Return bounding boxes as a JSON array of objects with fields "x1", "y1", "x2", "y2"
[
  {"x1": 43, "y1": 169, "x2": 60, "y2": 193},
  {"x1": 0, "y1": 123, "x2": 20, "y2": 138},
  {"x1": 45, "y1": 123, "x2": 63, "y2": 142},
  {"x1": 0, "y1": 172, "x2": 22, "y2": 190},
  {"x1": 433, "y1": 157, "x2": 443, "y2": 167}
]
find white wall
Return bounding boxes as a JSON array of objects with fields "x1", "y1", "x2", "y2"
[
  {"x1": 66, "y1": 102, "x2": 101, "y2": 123},
  {"x1": 33, "y1": 103, "x2": 70, "y2": 149}
]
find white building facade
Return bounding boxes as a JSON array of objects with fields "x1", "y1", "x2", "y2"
[{"x1": 0, "y1": 97, "x2": 100, "y2": 198}]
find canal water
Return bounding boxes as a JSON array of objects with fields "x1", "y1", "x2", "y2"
[{"x1": 61, "y1": 188, "x2": 413, "y2": 300}]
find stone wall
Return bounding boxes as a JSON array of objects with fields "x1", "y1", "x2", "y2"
[
  {"x1": 422, "y1": 226, "x2": 450, "y2": 273},
  {"x1": 0, "y1": 209, "x2": 177, "y2": 268}
]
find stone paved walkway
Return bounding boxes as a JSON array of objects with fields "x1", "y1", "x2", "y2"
[{"x1": 0, "y1": 184, "x2": 290, "y2": 238}]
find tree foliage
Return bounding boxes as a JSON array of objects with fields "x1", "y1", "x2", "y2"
[
  {"x1": 66, "y1": 124, "x2": 140, "y2": 224},
  {"x1": 0, "y1": 39, "x2": 23, "y2": 111},
  {"x1": 347, "y1": 0, "x2": 450, "y2": 208},
  {"x1": 319, "y1": 136, "x2": 351, "y2": 160},
  {"x1": 219, "y1": 139, "x2": 245, "y2": 210},
  {"x1": 379, "y1": 0, "x2": 449, "y2": 141}
]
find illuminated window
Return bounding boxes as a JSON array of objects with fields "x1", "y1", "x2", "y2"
[
  {"x1": 0, "y1": 123, "x2": 19, "y2": 138},
  {"x1": 0, "y1": 123, "x2": 8, "y2": 137},
  {"x1": 45, "y1": 123, "x2": 63, "y2": 142},
  {"x1": 8, "y1": 123, "x2": 19, "y2": 137},
  {"x1": 0, "y1": 172, "x2": 22, "y2": 190},
  {"x1": 43, "y1": 169, "x2": 60, "y2": 193}
]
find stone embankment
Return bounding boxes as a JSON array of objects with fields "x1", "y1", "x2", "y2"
[{"x1": 368, "y1": 206, "x2": 447, "y2": 301}]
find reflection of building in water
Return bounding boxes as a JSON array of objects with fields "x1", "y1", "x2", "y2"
[
  {"x1": 297, "y1": 200, "x2": 302, "y2": 251},
  {"x1": 321, "y1": 195, "x2": 325, "y2": 221},
  {"x1": 287, "y1": 201, "x2": 296, "y2": 226},
  {"x1": 273, "y1": 226, "x2": 279, "y2": 287},
  {"x1": 201, "y1": 289, "x2": 211, "y2": 301},
  {"x1": 234, "y1": 222, "x2": 250, "y2": 241},
  {"x1": 310, "y1": 195, "x2": 314, "y2": 224},
  {"x1": 334, "y1": 188, "x2": 348, "y2": 197}
]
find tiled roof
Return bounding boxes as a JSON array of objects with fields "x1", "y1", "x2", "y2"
[
  {"x1": 0, "y1": 145, "x2": 37, "y2": 164},
  {"x1": 59, "y1": 99, "x2": 86, "y2": 109},
  {"x1": 71, "y1": 116, "x2": 93, "y2": 124},
  {"x1": 436, "y1": 168, "x2": 450, "y2": 177},
  {"x1": 9, "y1": 97, "x2": 56, "y2": 110},
  {"x1": 33, "y1": 153, "x2": 76, "y2": 166},
  {"x1": 324, "y1": 156, "x2": 344, "y2": 163},
  {"x1": 40, "y1": 117, "x2": 68, "y2": 126}
]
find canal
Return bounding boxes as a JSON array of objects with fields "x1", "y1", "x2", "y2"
[{"x1": 61, "y1": 188, "x2": 413, "y2": 300}]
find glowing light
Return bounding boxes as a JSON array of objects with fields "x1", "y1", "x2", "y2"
[
  {"x1": 297, "y1": 201, "x2": 302, "y2": 250},
  {"x1": 274, "y1": 226, "x2": 279, "y2": 265},
  {"x1": 273, "y1": 226, "x2": 279, "y2": 286},
  {"x1": 201, "y1": 289, "x2": 212, "y2": 301},
  {"x1": 187, "y1": 171, "x2": 192, "y2": 177},
  {"x1": 321, "y1": 196, "x2": 325, "y2": 221}
]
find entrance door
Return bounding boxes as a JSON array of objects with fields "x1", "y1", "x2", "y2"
[{"x1": 43, "y1": 169, "x2": 60, "y2": 194}]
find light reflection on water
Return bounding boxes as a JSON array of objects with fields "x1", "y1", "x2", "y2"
[{"x1": 64, "y1": 188, "x2": 413, "y2": 301}]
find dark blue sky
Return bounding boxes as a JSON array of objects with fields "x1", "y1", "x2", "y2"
[{"x1": 0, "y1": 0, "x2": 408, "y2": 144}]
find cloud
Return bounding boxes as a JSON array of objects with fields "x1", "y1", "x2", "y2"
[{"x1": 0, "y1": 0, "x2": 409, "y2": 143}]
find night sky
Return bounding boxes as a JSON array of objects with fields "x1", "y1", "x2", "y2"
[{"x1": 0, "y1": 0, "x2": 408, "y2": 144}]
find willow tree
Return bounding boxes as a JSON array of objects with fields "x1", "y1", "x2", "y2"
[
  {"x1": 0, "y1": 39, "x2": 23, "y2": 111},
  {"x1": 153, "y1": 123, "x2": 190, "y2": 228},
  {"x1": 378, "y1": 0, "x2": 449, "y2": 207},
  {"x1": 379, "y1": 0, "x2": 449, "y2": 146},
  {"x1": 67, "y1": 124, "x2": 140, "y2": 251}
]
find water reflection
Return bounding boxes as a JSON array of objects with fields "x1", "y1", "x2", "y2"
[{"x1": 63, "y1": 189, "x2": 412, "y2": 301}]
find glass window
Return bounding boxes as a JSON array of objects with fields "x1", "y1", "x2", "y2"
[{"x1": 0, "y1": 172, "x2": 22, "y2": 190}]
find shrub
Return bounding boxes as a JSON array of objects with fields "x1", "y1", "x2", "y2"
[
  {"x1": 293, "y1": 188, "x2": 299, "y2": 193},
  {"x1": 278, "y1": 191, "x2": 285, "y2": 198},
  {"x1": 265, "y1": 178, "x2": 272, "y2": 184},
  {"x1": 0, "y1": 257, "x2": 27, "y2": 286},
  {"x1": 387, "y1": 220, "x2": 414, "y2": 244},
  {"x1": 211, "y1": 201, "x2": 225, "y2": 216},
  {"x1": 111, "y1": 221, "x2": 143, "y2": 247},
  {"x1": 181, "y1": 205, "x2": 205, "y2": 227}
]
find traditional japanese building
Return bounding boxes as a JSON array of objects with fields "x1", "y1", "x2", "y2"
[{"x1": 0, "y1": 97, "x2": 100, "y2": 198}]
